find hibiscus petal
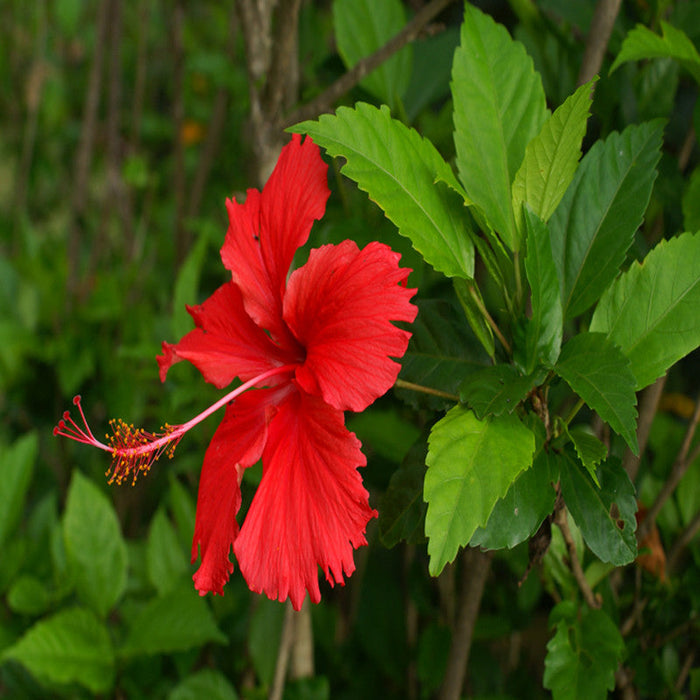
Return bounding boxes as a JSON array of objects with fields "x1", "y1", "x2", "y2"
[
  {"x1": 220, "y1": 134, "x2": 329, "y2": 342},
  {"x1": 157, "y1": 281, "x2": 295, "y2": 388},
  {"x1": 192, "y1": 388, "x2": 282, "y2": 595},
  {"x1": 234, "y1": 389, "x2": 376, "y2": 611},
  {"x1": 284, "y1": 241, "x2": 418, "y2": 412}
]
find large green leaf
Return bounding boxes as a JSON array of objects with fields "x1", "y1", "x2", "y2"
[
  {"x1": 459, "y1": 364, "x2": 538, "y2": 419},
  {"x1": 425, "y1": 407, "x2": 535, "y2": 575},
  {"x1": 248, "y1": 597, "x2": 286, "y2": 685},
  {"x1": 611, "y1": 21, "x2": 700, "y2": 84},
  {"x1": 332, "y1": 0, "x2": 411, "y2": 110},
  {"x1": 470, "y1": 449, "x2": 557, "y2": 550},
  {"x1": 291, "y1": 103, "x2": 474, "y2": 278},
  {"x1": 522, "y1": 208, "x2": 563, "y2": 372},
  {"x1": 512, "y1": 80, "x2": 595, "y2": 233},
  {"x1": 1, "y1": 606, "x2": 114, "y2": 694},
  {"x1": 121, "y1": 585, "x2": 227, "y2": 656},
  {"x1": 0, "y1": 432, "x2": 37, "y2": 549},
  {"x1": 544, "y1": 601, "x2": 625, "y2": 700},
  {"x1": 555, "y1": 333, "x2": 638, "y2": 454},
  {"x1": 452, "y1": 3, "x2": 547, "y2": 251},
  {"x1": 560, "y1": 455, "x2": 637, "y2": 566},
  {"x1": 590, "y1": 231, "x2": 700, "y2": 389},
  {"x1": 549, "y1": 120, "x2": 664, "y2": 319},
  {"x1": 63, "y1": 471, "x2": 128, "y2": 617},
  {"x1": 169, "y1": 669, "x2": 239, "y2": 700}
]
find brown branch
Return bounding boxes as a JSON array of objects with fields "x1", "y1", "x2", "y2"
[
  {"x1": 638, "y1": 393, "x2": 700, "y2": 542},
  {"x1": 555, "y1": 505, "x2": 600, "y2": 609},
  {"x1": 623, "y1": 374, "x2": 667, "y2": 482},
  {"x1": 668, "y1": 507, "x2": 700, "y2": 573},
  {"x1": 577, "y1": 0, "x2": 623, "y2": 86},
  {"x1": 438, "y1": 548, "x2": 492, "y2": 700},
  {"x1": 283, "y1": 0, "x2": 458, "y2": 127}
]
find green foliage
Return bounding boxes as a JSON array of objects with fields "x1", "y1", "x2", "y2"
[
  {"x1": 0, "y1": 433, "x2": 37, "y2": 549},
  {"x1": 425, "y1": 407, "x2": 535, "y2": 574}
]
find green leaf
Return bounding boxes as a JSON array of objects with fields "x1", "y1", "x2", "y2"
[
  {"x1": 169, "y1": 669, "x2": 239, "y2": 700},
  {"x1": 332, "y1": 0, "x2": 411, "y2": 111},
  {"x1": 169, "y1": 475, "x2": 197, "y2": 554},
  {"x1": 453, "y1": 278, "x2": 495, "y2": 359},
  {"x1": 611, "y1": 21, "x2": 700, "y2": 84},
  {"x1": 0, "y1": 432, "x2": 37, "y2": 549},
  {"x1": 682, "y1": 166, "x2": 700, "y2": 233},
  {"x1": 522, "y1": 208, "x2": 563, "y2": 372},
  {"x1": 459, "y1": 364, "x2": 537, "y2": 419},
  {"x1": 1, "y1": 607, "x2": 115, "y2": 694},
  {"x1": 544, "y1": 602, "x2": 625, "y2": 700},
  {"x1": 347, "y1": 408, "x2": 420, "y2": 464},
  {"x1": 379, "y1": 439, "x2": 427, "y2": 548},
  {"x1": 7, "y1": 575, "x2": 52, "y2": 616},
  {"x1": 555, "y1": 332, "x2": 638, "y2": 454},
  {"x1": 121, "y1": 585, "x2": 226, "y2": 656},
  {"x1": 172, "y1": 233, "x2": 209, "y2": 338},
  {"x1": 425, "y1": 407, "x2": 535, "y2": 575},
  {"x1": 512, "y1": 79, "x2": 595, "y2": 233},
  {"x1": 63, "y1": 471, "x2": 128, "y2": 617},
  {"x1": 549, "y1": 120, "x2": 664, "y2": 319},
  {"x1": 560, "y1": 455, "x2": 637, "y2": 566},
  {"x1": 568, "y1": 426, "x2": 607, "y2": 486},
  {"x1": 147, "y1": 508, "x2": 189, "y2": 596},
  {"x1": 291, "y1": 103, "x2": 474, "y2": 278},
  {"x1": 471, "y1": 449, "x2": 557, "y2": 550},
  {"x1": 452, "y1": 3, "x2": 547, "y2": 251},
  {"x1": 248, "y1": 597, "x2": 285, "y2": 686},
  {"x1": 590, "y1": 231, "x2": 700, "y2": 389}
]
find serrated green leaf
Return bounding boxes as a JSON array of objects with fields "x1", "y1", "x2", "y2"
[
  {"x1": 63, "y1": 471, "x2": 127, "y2": 617},
  {"x1": 590, "y1": 231, "x2": 700, "y2": 389},
  {"x1": 549, "y1": 120, "x2": 664, "y2": 319},
  {"x1": 291, "y1": 103, "x2": 474, "y2": 278},
  {"x1": 1, "y1": 607, "x2": 115, "y2": 693},
  {"x1": 0, "y1": 432, "x2": 37, "y2": 549},
  {"x1": 452, "y1": 3, "x2": 547, "y2": 251},
  {"x1": 379, "y1": 439, "x2": 428, "y2": 548},
  {"x1": 682, "y1": 166, "x2": 700, "y2": 233},
  {"x1": 611, "y1": 21, "x2": 700, "y2": 84},
  {"x1": 471, "y1": 449, "x2": 557, "y2": 550},
  {"x1": 332, "y1": 0, "x2": 411, "y2": 111},
  {"x1": 560, "y1": 455, "x2": 637, "y2": 566},
  {"x1": 544, "y1": 603, "x2": 625, "y2": 700},
  {"x1": 425, "y1": 407, "x2": 535, "y2": 575},
  {"x1": 523, "y1": 208, "x2": 563, "y2": 372},
  {"x1": 555, "y1": 332, "x2": 638, "y2": 454},
  {"x1": 121, "y1": 585, "x2": 226, "y2": 656},
  {"x1": 512, "y1": 79, "x2": 595, "y2": 233},
  {"x1": 459, "y1": 364, "x2": 537, "y2": 419},
  {"x1": 147, "y1": 508, "x2": 189, "y2": 596},
  {"x1": 398, "y1": 299, "x2": 490, "y2": 410},
  {"x1": 169, "y1": 669, "x2": 239, "y2": 700},
  {"x1": 568, "y1": 426, "x2": 607, "y2": 486}
]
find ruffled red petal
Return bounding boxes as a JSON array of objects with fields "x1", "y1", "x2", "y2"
[
  {"x1": 284, "y1": 241, "x2": 417, "y2": 412},
  {"x1": 191, "y1": 388, "x2": 285, "y2": 595},
  {"x1": 220, "y1": 134, "x2": 329, "y2": 342},
  {"x1": 234, "y1": 389, "x2": 376, "y2": 610},
  {"x1": 157, "y1": 281, "x2": 297, "y2": 388}
]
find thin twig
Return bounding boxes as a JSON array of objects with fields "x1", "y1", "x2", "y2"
[
  {"x1": 467, "y1": 282, "x2": 512, "y2": 355},
  {"x1": 667, "y1": 508, "x2": 700, "y2": 573},
  {"x1": 577, "y1": 0, "x2": 623, "y2": 86},
  {"x1": 394, "y1": 379, "x2": 459, "y2": 402},
  {"x1": 270, "y1": 602, "x2": 296, "y2": 700},
  {"x1": 283, "y1": 0, "x2": 457, "y2": 127}
]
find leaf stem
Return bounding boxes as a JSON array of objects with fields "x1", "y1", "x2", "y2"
[
  {"x1": 394, "y1": 379, "x2": 459, "y2": 402},
  {"x1": 564, "y1": 397, "x2": 585, "y2": 426},
  {"x1": 467, "y1": 284, "x2": 512, "y2": 355}
]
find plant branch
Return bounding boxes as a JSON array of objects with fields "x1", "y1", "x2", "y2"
[
  {"x1": 467, "y1": 283, "x2": 512, "y2": 355},
  {"x1": 283, "y1": 0, "x2": 457, "y2": 127},
  {"x1": 394, "y1": 379, "x2": 459, "y2": 402},
  {"x1": 577, "y1": 0, "x2": 623, "y2": 86},
  {"x1": 270, "y1": 601, "x2": 296, "y2": 700}
]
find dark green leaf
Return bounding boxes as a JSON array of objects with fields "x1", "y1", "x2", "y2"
[
  {"x1": 169, "y1": 669, "x2": 239, "y2": 700},
  {"x1": 121, "y1": 585, "x2": 226, "y2": 656},
  {"x1": 568, "y1": 426, "x2": 607, "y2": 486},
  {"x1": 471, "y1": 449, "x2": 558, "y2": 550},
  {"x1": 248, "y1": 597, "x2": 285, "y2": 685},
  {"x1": 333, "y1": 0, "x2": 411, "y2": 111},
  {"x1": 425, "y1": 407, "x2": 535, "y2": 575},
  {"x1": 453, "y1": 278, "x2": 495, "y2": 359},
  {"x1": 459, "y1": 364, "x2": 537, "y2": 419},
  {"x1": 682, "y1": 165, "x2": 700, "y2": 233},
  {"x1": 544, "y1": 602, "x2": 625, "y2": 700},
  {"x1": 523, "y1": 208, "x2": 563, "y2": 372},
  {"x1": 172, "y1": 233, "x2": 209, "y2": 338},
  {"x1": 291, "y1": 103, "x2": 475, "y2": 278},
  {"x1": 1, "y1": 607, "x2": 114, "y2": 693},
  {"x1": 590, "y1": 231, "x2": 700, "y2": 389},
  {"x1": 0, "y1": 432, "x2": 37, "y2": 549},
  {"x1": 549, "y1": 120, "x2": 664, "y2": 318},
  {"x1": 147, "y1": 508, "x2": 189, "y2": 596},
  {"x1": 347, "y1": 408, "x2": 420, "y2": 464},
  {"x1": 452, "y1": 3, "x2": 547, "y2": 250},
  {"x1": 7, "y1": 575, "x2": 52, "y2": 616},
  {"x1": 560, "y1": 455, "x2": 637, "y2": 566},
  {"x1": 555, "y1": 332, "x2": 638, "y2": 454},
  {"x1": 63, "y1": 471, "x2": 128, "y2": 617}
]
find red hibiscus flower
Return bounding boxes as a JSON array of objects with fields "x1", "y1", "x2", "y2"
[{"x1": 55, "y1": 134, "x2": 417, "y2": 610}]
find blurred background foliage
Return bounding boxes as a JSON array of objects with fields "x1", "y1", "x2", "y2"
[{"x1": 1, "y1": 0, "x2": 699, "y2": 698}]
